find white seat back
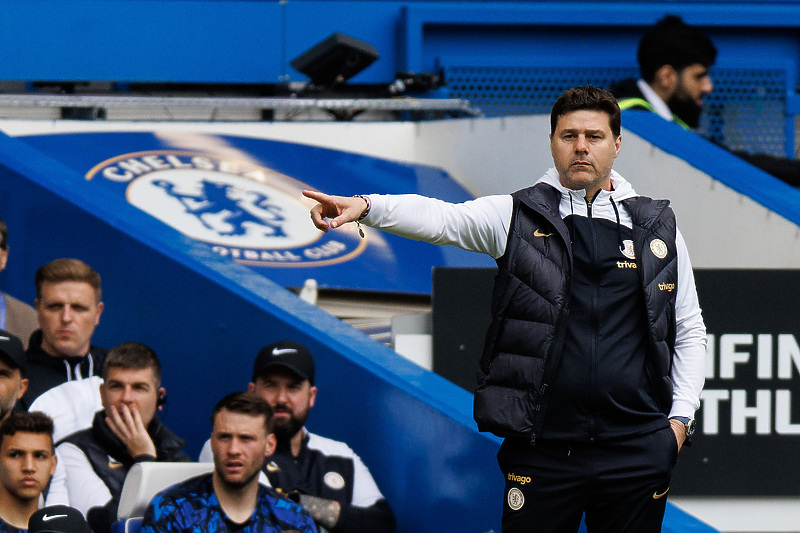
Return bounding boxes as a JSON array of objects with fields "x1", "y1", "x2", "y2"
[{"x1": 117, "y1": 462, "x2": 214, "y2": 520}]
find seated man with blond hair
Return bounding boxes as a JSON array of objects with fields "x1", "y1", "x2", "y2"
[{"x1": 22, "y1": 258, "x2": 107, "y2": 409}]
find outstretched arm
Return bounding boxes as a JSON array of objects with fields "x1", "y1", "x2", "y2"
[
  {"x1": 304, "y1": 190, "x2": 513, "y2": 258},
  {"x1": 303, "y1": 190, "x2": 370, "y2": 232}
]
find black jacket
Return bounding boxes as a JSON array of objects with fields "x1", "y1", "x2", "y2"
[
  {"x1": 265, "y1": 433, "x2": 395, "y2": 533},
  {"x1": 61, "y1": 411, "x2": 190, "y2": 533},
  {"x1": 21, "y1": 330, "x2": 107, "y2": 410},
  {"x1": 474, "y1": 183, "x2": 678, "y2": 444}
]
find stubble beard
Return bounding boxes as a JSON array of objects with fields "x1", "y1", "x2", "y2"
[
  {"x1": 560, "y1": 164, "x2": 609, "y2": 195},
  {"x1": 218, "y1": 466, "x2": 261, "y2": 491},
  {"x1": 0, "y1": 394, "x2": 18, "y2": 422}
]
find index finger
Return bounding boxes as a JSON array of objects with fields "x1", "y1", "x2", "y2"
[
  {"x1": 126, "y1": 403, "x2": 146, "y2": 430},
  {"x1": 302, "y1": 190, "x2": 328, "y2": 203},
  {"x1": 106, "y1": 406, "x2": 128, "y2": 436},
  {"x1": 116, "y1": 403, "x2": 137, "y2": 427}
]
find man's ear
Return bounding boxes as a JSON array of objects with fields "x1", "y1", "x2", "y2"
[
  {"x1": 157, "y1": 387, "x2": 167, "y2": 409},
  {"x1": 265, "y1": 432, "x2": 277, "y2": 458},
  {"x1": 309, "y1": 385, "x2": 317, "y2": 409},
  {"x1": 49, "y1": 451, "x2": 58, "y2": 478},
  {"x1": 16, "y1": 378, "x2": 28, "y2": 400},
  {"x1": 94, "y1": 301, "x2": 104, "y2": 326},
  {"x1": 653, "y1": 64, "x2": 678, "y2": 96}
]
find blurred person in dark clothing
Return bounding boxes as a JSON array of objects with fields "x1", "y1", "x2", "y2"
[{"x1": 610, "y1": 14, "x2": 800, "y2": 187}]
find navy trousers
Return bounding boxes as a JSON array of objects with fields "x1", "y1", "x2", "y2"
[{"x1": 497, "y1": 426, "x2": 679, "y2": 533}]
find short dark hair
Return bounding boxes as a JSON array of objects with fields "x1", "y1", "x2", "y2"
[
  {"x1": 0, "y1": 411, "x2": 54, "y2": 450},
  {"x1": 550, "y1": 86, "x2": 621, "y2": 138},
  {"x1": 638, "y1": 15, "x2": 717, "y2": 83},
  {"x1": 0, "y1": 215, "x2": 7, "y2": 251},
  {"x1": 211, "y1": 391, "x2": 273, "y2": 434},
  {"x1": 102, "y1": 341, "x2": 162, "y2": 386},
  {"x1": 35, "y1": 258, "x2": 102, "y2": 302}
]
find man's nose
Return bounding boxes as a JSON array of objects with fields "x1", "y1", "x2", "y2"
[
  {"x1": 22, "y1": 454, "x2": 35, "y2": 472},
  {"x1": 574, "y1": 135, "x2": 589, "y2": 152},
  {"x1": 702, "y1": 76, "x2": 714, "y2": 95},
  {"x1": 60, "y1": 305, "x2": 74, "y2": 322},
  {"x1": 121, "y1": 387, "x2": 135, "y2": 403},
  {"x1": 274, "y1": 387, "x2": 290, "y2": 403},
  {"x1": 228, "y1": 438, "x2": 243, "y2": 455}
]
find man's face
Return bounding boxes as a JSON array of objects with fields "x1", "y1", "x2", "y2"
[
  {"x1": 250, "y1": 369, "x2": 316, "y2": 443},
  {"x1": 35, "y1": 281, "x2": 103, "y2": 358},
  {"x1": 668, "y1": 63, "x2": 714, "y2": 129},
  {"x1": 0, "y1": 358, "x2": 27, "y2": 421},
  {"x1": 0, "y1": 432, "x2": 56, "y2": 503},
  {"x1": 0, "y1": 247, "x2": 7, "y2": 272},
  {"x1": 550, "y1": 109, "x2": 621, "y2": 197},
  {"x1": 100, "y1": 367, "x2": 159, "y2": 427},
  {"x1": 211, "y1": 409, "x2": 275, "y2": 489}
]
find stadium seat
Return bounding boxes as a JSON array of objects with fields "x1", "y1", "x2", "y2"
[{"x1": 116, "y1": 462, "x2": 214, "y2": 521}]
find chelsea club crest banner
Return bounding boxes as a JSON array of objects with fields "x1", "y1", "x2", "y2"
[
  {"x1": 87, "y1": 150, "x2": 365, "y2": 268},
  {"x1": 16, "y1": 131, "x2": 493, "y2": 293}
]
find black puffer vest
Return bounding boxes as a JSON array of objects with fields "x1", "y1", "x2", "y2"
[
  {"x1": 473, "y1": 183, "x2": 677, "y2": 443},
  {"x1": 60, "y1": 411, "x2": 190, "y2": 498}
]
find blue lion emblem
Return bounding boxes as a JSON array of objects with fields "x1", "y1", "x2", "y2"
[{"x1": 154, "y1": 179, "x2": 286, "y2": 237}]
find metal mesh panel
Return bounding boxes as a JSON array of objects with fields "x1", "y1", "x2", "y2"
[
  {"x1": 703, "y1": 69, "x2": 787, "y2": 156},
  {"x1": 445, "y1": 65, "x2": 788, "y2": 156},
  {"x1": 444, "y1": 66, "x2": 638, "y2": 115}
]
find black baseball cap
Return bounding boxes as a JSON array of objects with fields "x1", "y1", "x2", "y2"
[
  {"x1": 28, "y1": 505, "x2": 92, "y2": 533},
  {"x1": 0, "y1": 329, "x2": 25, "y2": 374},
  {"x1": 252, "y1": 340, "x2": 315, "y2": 385}
]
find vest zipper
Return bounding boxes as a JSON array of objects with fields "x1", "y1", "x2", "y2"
[{"x1": 586, "y1": 196, "x2": 598, "y2": 440}]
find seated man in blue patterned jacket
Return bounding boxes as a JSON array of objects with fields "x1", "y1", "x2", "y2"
[{"x1": 141, "y1": 391, "x2": 317, "y2": 533}]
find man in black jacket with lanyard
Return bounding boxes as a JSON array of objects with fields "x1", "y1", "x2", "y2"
[{"x1": 303, "y1": 86, "x2": 707, "y2": 533}]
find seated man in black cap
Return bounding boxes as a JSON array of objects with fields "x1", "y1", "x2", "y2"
[
  {"x1": 0, "y1": 330, "x2": 28, "y2": 420},
  {"x1": 200, "y1": 340, "x2": 395, "y2": 533},
  {"x1": 0, "y1": 331, "x2": 70, "y2": 507},
  {"x1": 0, "y1": 411, "x2": 58, "y2": 532}
]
